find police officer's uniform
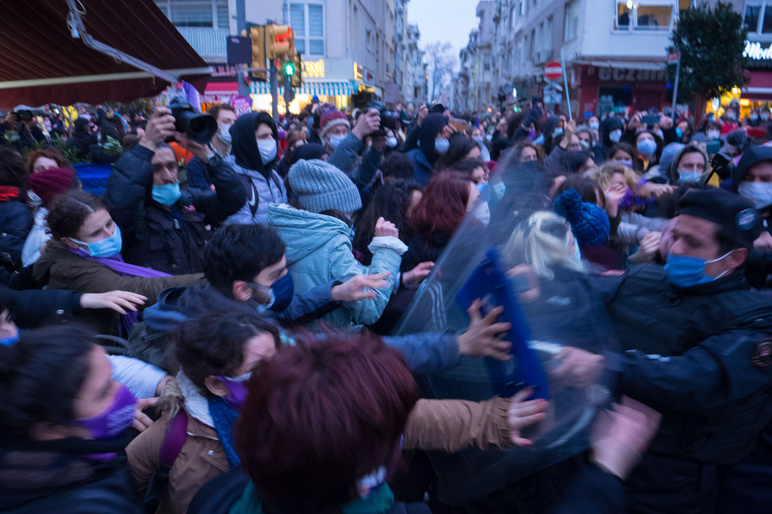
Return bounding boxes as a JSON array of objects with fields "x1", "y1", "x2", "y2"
[{"x1": 599, "y1": 189, "x2": 772, "y2": 514}]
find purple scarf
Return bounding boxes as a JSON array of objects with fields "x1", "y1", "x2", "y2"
[{"x1": 69, "y1": 248, "x2": 170, "y2": 333}]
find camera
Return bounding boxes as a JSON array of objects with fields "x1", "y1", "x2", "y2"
[
  {"x1": 169, "y1": 97, "x2": 217, "y2": 144},
  {"x1": 365, "y1": 101, "x2": 400, "y2": 137},
  {"x1": 16, "y1": 109, "x2": 33, "y2": 122}
]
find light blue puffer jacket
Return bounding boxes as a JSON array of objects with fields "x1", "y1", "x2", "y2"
[
  {"x1": 223, "y1": 156, "x2": 287, "y2": 226},
  {"x1": 268, "y1": 203, "x2": 403, "y2": 329}
]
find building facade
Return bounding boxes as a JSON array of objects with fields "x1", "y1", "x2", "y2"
[
  {"x1": 456, "y1": 0, "x2": 689, "y2": 116},
  {"x1": 405, "y1": 23, "x2": 429, "y2": 109},
  {"x1": 153, "y1": 0, "x2": 413, "y2": 113}
]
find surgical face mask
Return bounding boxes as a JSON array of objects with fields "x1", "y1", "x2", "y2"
[
  {"x1": 528, "y1": 129, "x2": 537, "y2": 140},
  {"x1": 677, "y1": 170, "x2": 702, "y2": 185},
  {"x1": 664, "y1": 251, "x2": 733, "y2": 288},
  {"x1": 306, "y1": 117, "x2": 315, "y2": 129},
  {"x1": 617, "y1": 159, "x2": 634, "y2": 169},
  {"x1": 72, "y1": 224, "x2": 123, "y2": 258},
  {"x1": 485, "y1": 133, "x2": 493, "y2": 142},
  {"x1": 327, "y1": 134, "x2": 345, "y2": 150},
  {"x1": 579, "y1": 139, "x2": 590, "y2": 151},
  {"x1": 553, "y1": 127, "x2": 564, "y2": 138},
  {"x1": 533, "y1": 134, "x2": 545, "y2": 145},
  {"x1": 707, "y1": 130, "x2": 720, "y2": 140},
  {"x1": 67, "y1": 384, "x2": 137, "y2": 440},
  {"x1": 637, "y1": 138, "x2": 657, "y2": 155},
  {"x1": 739, "y1": 181, "x2": 772, "y2": 210},
  {"x1": 435, "y1": 137, "x2": 450, "y2": 154},
  {"x1": 215, "y1": 373, "x2": 251, "y2": 410},
  {"x1": 609, "y1": 129, "x2": 622, "y2": 143},
  {"x1": 589, "y1": 121, "x2": 600, "y2": 130},
  {"x1": 653, "y1": 129, "x2": 664, "y2": 139},
  {"x1": 0, "y1": 327, "x2": 20, "y2": 346},
  {"x1": 493, "y1": 181, "x2": 506, "y2": 200},
  {"x1": 473, "y1": 136, "x2": 484, "y2": 144},
  {"x1": 257, "y1": 138, "x2": 277, "y2": 164},
  {"x1": 763, "y1": 113, "x2": 770, "y2": 121},
  {"x1": 151, "y1": 182, "x2": 182, "y2": 206},
  {"x1": 726, "y1": 112, "x2": 737, "y2": 121},
  {"x1": 386, "y1": 136, "x2": 399, "y2": 148},
  {"x1": 676, "y1": 127, "x2": 683, "y2": 139},
  {"x1": 218, "y1": 123, "x2": 233, "y2": 144},
  {"x1": 248, "y1": 273, "x2": 295, "y2": 313},
  {"x1": 751, "y1": 114, "x2": 759, "y2": 121}
]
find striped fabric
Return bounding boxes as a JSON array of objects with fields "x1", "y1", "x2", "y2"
[{"x1": 250, "y1": 81, "x2": 354, "y2": 96}]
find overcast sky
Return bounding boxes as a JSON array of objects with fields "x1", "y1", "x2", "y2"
[{"x1": 408, "y1": 0, "x2": 479, "y2": 68}]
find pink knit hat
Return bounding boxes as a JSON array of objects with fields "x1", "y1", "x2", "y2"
[{"x1": 319, "y1": 110, "x2": 350, "y2": 139}]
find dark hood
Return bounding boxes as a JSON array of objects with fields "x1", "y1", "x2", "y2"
[
  {"x1": 231, "y1": 111, "x2": 278, "y2": 176},
  {"x1": 732, "y1": 145, "x2": 772, "y2": 191},
  {"x1": 418, "y1": 113, "x2": 449, "y2": 166},
  {"x1": 290, "y1": 143, "x2": 327, "y2": 165},
  {"x1": 601, "y1": 117, "x2": 624, "y2": 148}
]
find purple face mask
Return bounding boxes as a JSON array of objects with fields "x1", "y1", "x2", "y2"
[
  {"x1": 528, "y1": 129, "x2": 537, "y2": 140},
  {"x1": 215, "y1": 373, "x2": 251, "y2": 410},
  {"x1": 619, "y1": 187, "x2": 633, "y2": 210},
  {"x1": 68, "y1": 384, "x2": 137, "y2": 440}
]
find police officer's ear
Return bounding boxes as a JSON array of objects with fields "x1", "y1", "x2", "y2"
[{"x1": 726, "y1": 247, "x2": 749, "y2": 271}]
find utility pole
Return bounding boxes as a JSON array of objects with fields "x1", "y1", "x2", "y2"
[{"x1": 236, "y1": 0, "x2": 249, "y2": 98}]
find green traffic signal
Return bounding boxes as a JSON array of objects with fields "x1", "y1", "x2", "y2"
[{"x1": 284, "y1": 62, "x2": 295, "y2": 77}]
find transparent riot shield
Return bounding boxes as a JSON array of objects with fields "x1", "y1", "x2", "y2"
[{"x1": 394, "y1": 161, "x2": 620, "y2": 505}]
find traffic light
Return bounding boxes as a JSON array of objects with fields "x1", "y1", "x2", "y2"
[
  {"x1": 248, "y1": 24, "x2": 266, "y2": 81},
  {"x1": 266, "y1": 24, "x2": 294, "y2": 60},
  {"x1": 283, "y1": 60, "x2": 295, "y2": 80},
  {"x1": 291, "y1": 52, "x2": 302, "y2": 88}
]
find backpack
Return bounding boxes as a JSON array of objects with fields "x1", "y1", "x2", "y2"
[
  {"x1": 142, "y1": 410, "x2": 188, "y2": 513},
  {"x1": 125, "y1": 287, "x2": 188, "y2": 373}
]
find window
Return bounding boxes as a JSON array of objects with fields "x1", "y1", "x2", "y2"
[
  {"x1": 614, "y1": 0, "x2": 674, "y2": 31},
  {"x1": 564, "y1": 0, "x2": 579, "y2": 41},
  {"x1": 745, "y1": 1, "x2": 772, "y2": 35},
  {"x1": 529, "y1": 29, "x2": 535, "y2": 60},
  {"x1": 290, "y1": 2, "x2": 325, "y2": 56},
  {"x1": 154, "y1": 0, "x2": 228, "y2": 28},
  {"x1": 484, "y1": 55, "x2": 491, "y2": 71}
]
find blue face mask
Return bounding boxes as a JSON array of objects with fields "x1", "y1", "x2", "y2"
[
  {"x1": 675, "y1": 127, "x2": 683, "y2": 138},
  {"x1": 248, "y1": 272, "x2": 295, "y2": 313},
  {"x1": 435, "y1": 138, "x2": 450, "y2": 154},
  {"x1": 664, "y1": 252, "x2": 733, "y2": 288},
  {"x1": 637, "y1": 138, "x2": 657, "y2": 155},
  {"x1": 677, "y1": 170, "x2": 702, "y2": 185},
  {"x1": 553, "y1": 127, "x2": 564, "y2": 138},
  {"x1": 0, "y1": 327, "x2": 20, "y2": 346},
  {"x1": 151, "y1": 182, "x2": 182, "y2": 206},
  {"x1": 72, "y1": 224, "x2": 123, "y2": 258}
]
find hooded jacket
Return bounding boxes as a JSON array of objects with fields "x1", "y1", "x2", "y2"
[
  {"x1": 224, "y1": 112, "x2": 288, "y2": 226},
  {"x1": 731, "y1": 144, "x2": 772, "y2": 192},
  {"x1": 0, "y1": 187, "x2": 32, "y2": 270},
  {"x1": 407, "y1": 114, "x2": 448, "y2": 184},
  {"x1": 666, "y1": 144, "x2": 710, "y2": 185},
  {"x1": 268, "y1": 203, "x2": 403, "y2": 329}
]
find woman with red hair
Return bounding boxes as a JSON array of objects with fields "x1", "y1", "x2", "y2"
[{"x1": 401, "y1": 172, "x2": 478, "y2": 271}]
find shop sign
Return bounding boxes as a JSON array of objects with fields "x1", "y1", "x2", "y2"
[
  {"x1": 744, "y1": 40, "x2": 772, "y2": 61},
  {"x1": 598, "y1": 67, "x2": 666, "y2": 82},
  {"x1": 302, "y1": 59, "x2": 325, "y2": 79},
  {"x1": 354, "y1": 62, "x2": 375, "y2": 84},
  {"x1": 211, "y1": 64, "x2": 238, "y2": 78}
]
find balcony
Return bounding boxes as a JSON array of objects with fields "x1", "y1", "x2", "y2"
[{"x1": 176, "y1": 27, "x2": 229, "y2": 61}]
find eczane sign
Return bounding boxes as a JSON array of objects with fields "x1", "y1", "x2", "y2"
[{"x1": 744, "y1": 40, "x2": 772, "y2": 61}]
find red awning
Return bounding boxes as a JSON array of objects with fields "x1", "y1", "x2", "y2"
[{"x1": 0, "y1": 0, "x2": 211, "y2": 108}]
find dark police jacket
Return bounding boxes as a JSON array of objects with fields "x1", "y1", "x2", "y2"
[
  {"x1": 105, "y1": 145, "x2": 246, "y2": 275},
  {"x1": 599, "y1": 264, "x2": 772, "y2": 465}
]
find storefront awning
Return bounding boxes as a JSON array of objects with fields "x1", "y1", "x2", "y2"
[
  {"x1": 0, "y1": 0, "x2": 211, "y2": 108},
  {"x1": 251, "y1": 81, "x2": 354, "y2": 97},
  {"x1": 573, "y1": 60, "x2": 664, "y2": 71}
]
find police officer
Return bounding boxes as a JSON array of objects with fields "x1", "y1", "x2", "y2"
[{"x1": 554, "y1": 188, "x2": 772, "y2": 514}]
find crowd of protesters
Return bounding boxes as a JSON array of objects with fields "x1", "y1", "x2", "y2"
[{"x1": 0, "y1": 93, "x2": 771, "y2": 514}]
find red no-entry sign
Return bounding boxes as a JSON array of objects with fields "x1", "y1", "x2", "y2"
[{"x1": 545, "y1": 61, "x2": 563, "y2": 81}]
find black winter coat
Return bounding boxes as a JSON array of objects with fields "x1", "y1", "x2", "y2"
[
  {"x1": 67, "y1": 129, "x2": 99, "y2": 160},
  {"x1": 0, "y1": 437, "x2": 143, "y2": 514},
  {"x1": 104, "y1": 145, "x2": 246, "y2": 275},
  {"x1": 0, "y1": 191, "x2": 32, "y2": 271},
  {"x1": 1, "y1": 286, "x2": 84, "y2": 328}
]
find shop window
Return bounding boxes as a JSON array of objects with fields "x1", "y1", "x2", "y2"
[
  {"x1": 289, "y1": 2, "x2": 325, "y2": 56},
  {"x1": 615, "y1": 0, "x2": 674, "y2": 31}
]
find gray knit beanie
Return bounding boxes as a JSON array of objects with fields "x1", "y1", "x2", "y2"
[{"x1": 289, "y1": 159, "x2": 362, "y2": 213}]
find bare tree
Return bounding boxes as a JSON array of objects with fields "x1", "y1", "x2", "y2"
[{"x1": 425, "y1": 42, "x2": 457, "y2": 103}]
